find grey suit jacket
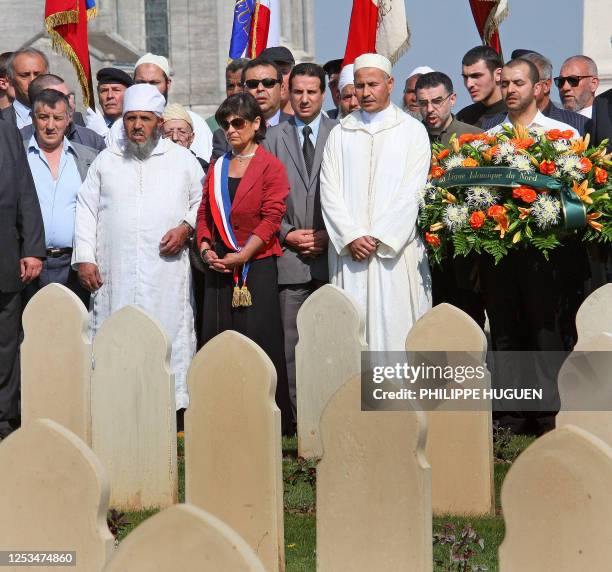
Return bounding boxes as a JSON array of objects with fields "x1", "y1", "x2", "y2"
[
  {"x1": 263, "y1": 114, "x2": 338, "y2": 285},
  {"x1": 23, "y1": 138, "x2": 99, "y2": 182}
]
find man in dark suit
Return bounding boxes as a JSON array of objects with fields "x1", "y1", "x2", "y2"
[
  {"x1": 211, "y1": 57, "x2": 291, "y2": 162},
  {"x1": 0, "y1": 52, "x2": 14, "y2": 117},
  {"x1": 481, "y1": 51, "x2": 589, "y2": 134},
  {"x1": 0, "y1": 119, "x2": 45, "y2": 439},
  {"x1": 263, "y1": 63, "x2": 337, "y2": 422}
]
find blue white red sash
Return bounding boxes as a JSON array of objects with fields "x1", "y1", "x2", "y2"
[{"x1": 208, "y1": 153, "x2": 252, "y2": 306}]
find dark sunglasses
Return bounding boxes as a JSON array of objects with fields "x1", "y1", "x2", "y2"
[
  {"x1": 219, "y1": 117, "x2": 248, "y2": 131},
  {"x1": 244, "y1": 78, "x2": 280, "y2": 90},
  {"x1": 554, "y1": 75, "x2": 593, "y2": 88}
]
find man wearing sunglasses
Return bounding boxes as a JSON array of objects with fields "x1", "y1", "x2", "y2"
[
  {"x1": 557, "y1": 55, "x2": 599, "y2": 118},
  {"x1": 211, "y1": 57, "x2": 291, "y2": 162},
  {"x1": 482, "y1": 52, "x2": 588, "y2": 135}
]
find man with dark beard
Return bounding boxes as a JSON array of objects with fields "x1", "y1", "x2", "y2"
[{"x1": 73, "y1": 84, "x2": 204, "y2": 418}]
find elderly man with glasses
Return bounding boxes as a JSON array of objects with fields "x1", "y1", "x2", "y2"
[{"x1": 556, "y1": 55, "x2": 599, "y2": 118}]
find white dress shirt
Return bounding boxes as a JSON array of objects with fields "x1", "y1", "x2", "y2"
[
  {"x1": 487, "y1": 109, "x2": 579, "y2": 138},
  {"x1": 578, "y1": 105, "x2": 592, "y2": 119},
  {"x1": 13, "y1": 99, "x2": 32, "y2": 129}
]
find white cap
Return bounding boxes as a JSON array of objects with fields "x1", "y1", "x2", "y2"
[
  {"x1": 338, "y1": 64, "x2": 355, "y2": 94},
  {"x1": 122, "y1": 84, "x2": 166, "y2": 117},
  {"x1": 353, "y1": 53, "x2": 392, "y2": 77},
  {"x1": 162, "y1": 103, "x2": 193, "y2": 128},
  {"x1": 408, "y1": 66, "x2": 435, "y2": 78},
  {"x1": 135, "y1": 53, "x2": 170, "y2": 77}
]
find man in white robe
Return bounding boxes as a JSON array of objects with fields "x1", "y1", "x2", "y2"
[
  {"x1": 320, "y1": 53, "x2": 432, "y2": 351},
  {"x1": 73, "y1": 84, "x2": 204, "y2": 410}
]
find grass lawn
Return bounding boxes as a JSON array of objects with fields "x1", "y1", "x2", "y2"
[{"x1": 113, "y1": 432, "x2": 535, "y2": 571}]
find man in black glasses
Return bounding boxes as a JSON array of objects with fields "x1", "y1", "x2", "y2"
[
  {"x1": 482, "y1": 52, "x2": 588, "y2": 135},
  {"x1": 211, "y1": 57, "x2": 291, "y2": 162},
  {"x1": 415, "y1": 71, "x2": 485, "y2": 329},
  {"x1": 557, "y1": 55, "x2": 599, "y2": 118}
]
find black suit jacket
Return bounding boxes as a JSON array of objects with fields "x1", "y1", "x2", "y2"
[
  {"x1": 590, "y1": 88, "x2": 612, "y2": 146},
  {"x1": 210, "y1": 110, "x2": 292, "y2": 162},
  {"x1": 20, "y1": 122, "x2": 106, "y2": 152},
  {"x1": 0, "y1": 120, "x2": 46, "y2": 293},
  {"x1": 0, "y1": 105, "x2": 17, "y2": 129}
]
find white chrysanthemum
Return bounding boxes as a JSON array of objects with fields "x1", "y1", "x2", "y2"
[
  {"x1": 531, "y1": 195, "x2": 561, "y2": 229},
  {"x1": 553, "y1": 140, "x2": 570, "y2": 152},
  {"x1": 556, "y1": 154, "x2": 586, "y2": 181},
  {"x1": 443, "y1": 204, "x2": 469, "y2": 231},
  {"x1": 492, "y1": 142, "x2": 517, "y2": 164},
  {"x1": 469, "y1": 139, "x2": 488, "y2": 151},
  {"x1": 466, "y1": 186, "x2": 499, "y2": 208},
  {"x1": 508, "y1": 154, "x2": 535, "y2": 172},
  {"x1": 443, "y1": 154, "x2": 466, "y2": 169},
  {"x1": 418, "y1": 183, "x2": 439, "y2": 207}
]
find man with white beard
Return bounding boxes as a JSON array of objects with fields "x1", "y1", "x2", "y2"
[
  {"x1": 320, "y1": 53, "x2": 432, "y2": 351},
  {"x1": 73, "y1": 84, "x2": 203, "y2": 413}
]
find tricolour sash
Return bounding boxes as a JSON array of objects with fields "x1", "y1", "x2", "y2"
[{"x1": 209, "y1": 153, "x2": 252, "y2": 307}]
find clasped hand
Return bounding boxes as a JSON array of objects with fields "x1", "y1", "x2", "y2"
[
  {"x1": 285, "y1": 229, "x2": 328, "y2": 257},
  {"x1": 202, "y1": 249, "x2": 247, "y2": 273},
  {"x1": 349, "y1": 236, "x2": 378, "y2": 261}
]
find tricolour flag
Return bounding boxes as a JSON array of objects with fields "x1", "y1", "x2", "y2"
[
  {"x1": 468, "y1": 0, "x2": 508, "y2": 55},
  {"x1": 44, "y1": 0, "x2": 96, "y2": 108},
  {"x1": 228, "y1": 0, "x2": 275, "y2": 60},
  {"x1": 342, "y1": 0, "x2": 410, "y2": 67}
]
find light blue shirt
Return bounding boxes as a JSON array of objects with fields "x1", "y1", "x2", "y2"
[
  {"x1": 294, "y1": 112, "x2": 322, "y2": 147},
  {"x1": 26, "y1": 135, "x2": 82, "y2": 249},
  {"x1": 13, "y1": 99, "x2": 32, "y2": 129}
]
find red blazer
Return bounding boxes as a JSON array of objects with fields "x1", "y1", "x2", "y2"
[{"x1": 196, "y1": 145, "x2": 289, "y2": 260}]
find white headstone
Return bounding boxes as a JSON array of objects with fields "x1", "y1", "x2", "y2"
[
  {"x1": 296, "y1": 284, "x2": 367, "y2": 458},
  {"x1": 0, "y1": 419, "x2": 114, "y2": 569},
  {"x1": 317, "y1": 375, "x2": 432, "y2": 571},
  {"x1": 91, "y1": 305, "x2": 177, "y2": 510},
  {"x1": 576, "y1": 283, "x2": 612, "y2": 345},
  {"x1": 21, "y1": 284, "x2": 91, "y2": 444},
  {"x1": 406, "y1": 303, "x2": 494, "y2": 515},
  {"x1": 103, "y1": 504, "x2": 266, "y2": 571},
  {"x1": 185, "y1": 331, "x2": 284, "y2": 572},
  {"x1": 500, "y1": 425, "x2": 612, "y2": 571}
]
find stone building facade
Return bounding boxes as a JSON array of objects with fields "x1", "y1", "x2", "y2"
[{"x1": 0, "y1": 0, "x2": 315, "y2": 115}]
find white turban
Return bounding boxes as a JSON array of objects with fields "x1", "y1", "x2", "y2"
[
  {"x1": 338, "y1": 64, "x2": 355, "y2": 94},
  {"x1": 353, "y1": 53, "x2": 392, "y2": 77},
  {"x1": 135, "y1": 53, "x2": 170, "y2": 77},
  {"x1": 408, "y1": 66, "x2": 435, "y2": 78},
  {"x1": 122, "y1": 84, "x2": 166, "y2": 117}
]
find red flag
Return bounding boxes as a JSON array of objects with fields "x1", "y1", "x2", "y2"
[
  {"x1": 45, "y1": 0, "x2": 96, "y2": 108},
  {"x1": 342, "y1": 0, "x2": 410, "y2": 68},
  {"x1": 468, "y1": 0, "x2": 508, "y2": 55}
]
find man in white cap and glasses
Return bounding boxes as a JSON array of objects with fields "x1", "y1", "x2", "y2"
[
  {"x1": 73, "y1": 83, "x2": 204, "y2": 417},
  {"x1": 320, "y1": 53, "x2": 432, "y2": 351},
  {"x1": 337, "y1": 64, "x2": 360, "y2": 118}
]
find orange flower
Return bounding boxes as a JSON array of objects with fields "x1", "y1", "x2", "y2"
[
  {"x1": 425, "y1": 232, "x2": 441, "y2": 248},
  {"x1": 545, "y1": 129, "x2": 562, "y2": 141},
  {"x1": 429, "y1": 165, "x2": 446, "y2": 179},
  {"x1": 494, "y1": 213, "x2": 509, "y2": 238},
  {"x1": 587, "y1": 212, "x2": 603, "y2": 232},
  {"x1": 487, "y1": 205, "x2": 507, "y2": 218},
  {"x1": 560, "y1": 129, "x2": 575, "y2": 139},
  {"x1": 579, "y1": 157, "x2": 593, "y2": 173},
  {"x1": 510, "y1": 137, "x2": 534, "y2": 150},
  {"x1": 539, "y1": 160, "x2": 556, "y2": 175},
  {"x1": 513, "y1": 186, "x2": 537, "y2": 203},
  {"x1": 469, "y1": 211, "x2": 486, "y2": 229},
  {"x1": 572, "y1": 180, "x2": 595, "y2": 204},
  {"x1": 489, "y1": 145, "x2": 500, "y2": 156},
  {"x1": 595, "y1": 166, "x2": 608, "y2": 185},
  {"x1": 518, "y1": 207, "x2": 531, "y2": 220},
  {"x1": 462, "y1": 157, "x2": 479, "y2": 167},
  {"x1": 436, "y1": 149, "x2": 450, "y2": 160},
  {"x1": 458, "y1": 133, "x2": 477, "y2": 145}
]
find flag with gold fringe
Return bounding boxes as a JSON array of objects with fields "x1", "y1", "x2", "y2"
[
  {"x1": 468, "y1": 0, "x2": 508, "y2": 56},
  {"x1": 44, "y1": 0, "x2": 96, "y2": 108}
]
